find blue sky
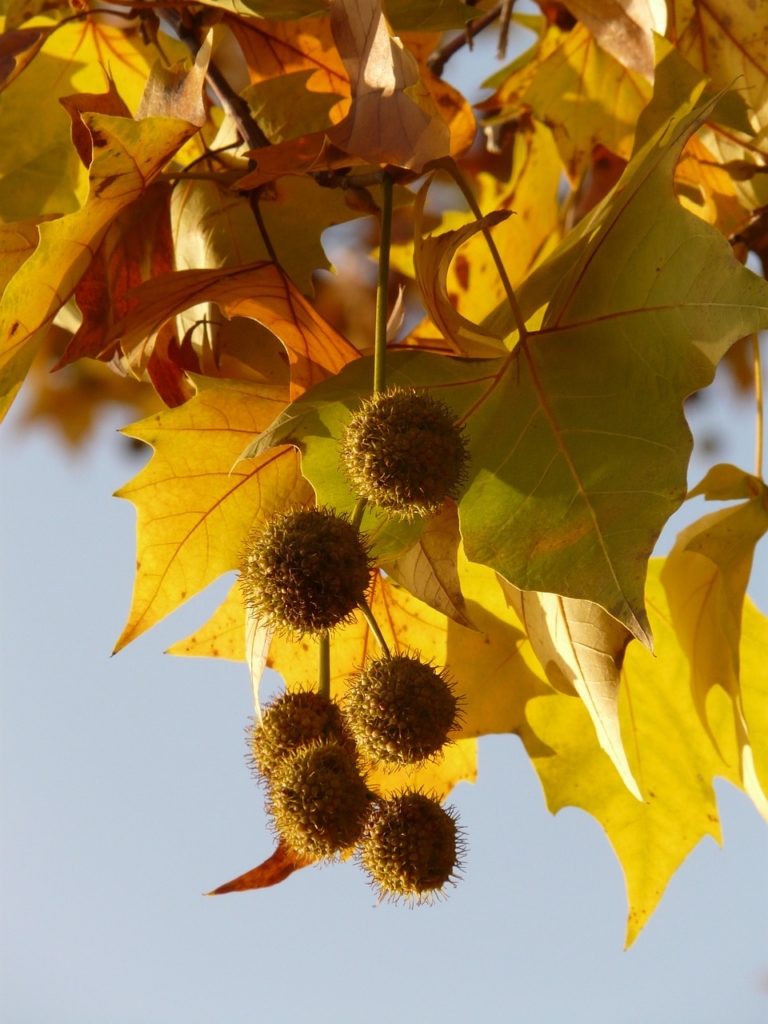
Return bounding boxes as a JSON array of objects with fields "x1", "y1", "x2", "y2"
[{"x1": 1, "y1": 352, "x2": 767, "y2": 1024}]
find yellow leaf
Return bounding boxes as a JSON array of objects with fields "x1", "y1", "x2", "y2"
[
  {"x1": 524, "y1": 22, "x2": 651, "y2": 185},
  {"x1": 437, "y1": 121, "x2": 562, "y2": 334},
  {"x1": 171, "y1": 174, "x2": 361, "y2": 297},
  {"x1": 671, "y1": 0, "x2": 768, "y2": 130},
  {"x1": 0, "y1": 111, "x2": 197, "y2": 423},
  {"x1": 0, "y1": 214, "x2": 56, "y2": 295},
  {"x1": 167, "y1": 580, "x2": 246, "y2": 661},
  {"x1": 114, "y1": 378, "x2": 310, "y2": 651},
  {"x1": 0, "y1": 17, "x2": 187, "y2": 219},
  {"x1": 525, "y1": 561, "x2": 766, "y2": 946},
  {"x1": 380, "y1": 500, "x2": 476, "y2": 629},
  {"x1": 227, "y1": 12, "x2": 351, "y2": 123},
  {"x1": 499, "y1": 582, "x2": 641, "y2": 799},
  {"x1": 107, "y1": 261, "x2": 359, "y2": 399},
  {"x1": 660, "y1": 464, "x2": 768, "y2": 820}
]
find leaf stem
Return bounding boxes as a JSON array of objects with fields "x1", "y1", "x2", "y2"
[
  {"x1": 374, "y1": 172, "x2": 394, "y2": 394},
  {"x1": 358, "y1": 598, "x2": 391, "y2": 658},
  {"x1": 427, "y1": 2, "x2": 503, "y2": 78},
  {"x1": 434, "y1": 157, "x2": 528, "y2": 343},
  {"x1": 351, "y1": 496, "x2": 368, "y2": 531},
  {"x1": 754, "y1": 333, "x2": 764, "y2": 479},
  {"x1": 318, "y1": 634, "x2": 331, "y2": 699}
]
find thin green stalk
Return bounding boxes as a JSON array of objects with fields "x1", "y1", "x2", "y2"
[
  {"x1": 433, "y1": 156, "x2": 528, "y2": 343},
  {"x1": 374, "y1": 172, "x2": 394, "y2": 394},
  {"x1": 318, "y1": 634, "x2": 331, "y2": 699},
  {"x1": 753, "y1": 334, "x2": 764, "y2": 479},
  {"x1": 358, "y1": 598, "x2": 391, "y2": 658},
  {"x1": 351, "y1": 496, "x2": 368, "y2": 531}
]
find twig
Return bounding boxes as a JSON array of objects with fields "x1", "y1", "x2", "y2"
[
  {"x1": 318, "y1": 635, "x2": 331, "y2": 699},
  {"x1": 753, "y1": 334, "x2": 764, "y2": 479},
  {"x1": 428, "y1": 3, "x2": 503, "y2": 78},
  {"x1": 250, "y1": 189, "x2": 279, "y2": 263},
  {"x1": 497, "y1": 0, "x2": 516, "y2": 60},
  {"x1": 358, "y1": 598, "x2": 391, "y2": 658},
  {"x1": 374, "y1": 172, "x2": 394, "y2": 394},
  {"x1": 157, "y1": 8, "x2": 270, "y2": 151}
]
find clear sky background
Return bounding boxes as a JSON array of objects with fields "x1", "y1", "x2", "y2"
[
  {"x1": 2, "y1": 336, "x2": 768, "y2": 1024},
  {"x1": 2, "y1": 18, "x2": 768, "y2": 1024}
]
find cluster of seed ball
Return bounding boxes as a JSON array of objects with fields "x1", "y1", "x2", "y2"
[
  {"x1": 238, "y1": 446, "x2": 470, "y2": 901},
  {"x1": 250, "y1": 684, "x2": 464, "y2": 903}
]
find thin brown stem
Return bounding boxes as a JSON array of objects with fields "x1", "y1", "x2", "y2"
[
  {"x1": 428, "y1": 3, "x2": 503, "y2": 78},
  {"x1": 497, "y1": 0, "x2": 516, "y2": 60},
  {"x1": 157, "y1": 8, "x2": 270, "y2": 151},
  {"x1": 250, "y1": 190, "x2": 279, "y2": 263},
  {"x1": 753, "y1": 334, "x2": 764, "y2": 478}
]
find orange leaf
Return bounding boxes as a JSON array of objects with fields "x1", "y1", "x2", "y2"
[
  {"x1": 108, "y1": 262, "x2": 359, "y2": 398},
  {"x1": 207, "y1": 843, "x2": 314, "y2": 895},
  {"x1": 54, "y1": 183, "x2": 175, "y2": 370}
]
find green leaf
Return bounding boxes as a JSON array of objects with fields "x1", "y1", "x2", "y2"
[
  {"x1": 382, "y1": 0, "x2": 478, "y2": 32},
  {"x1": 254, "y1": 86, "x2": 768, "y2": 645},
  {"x1": 243, "y1": 70, "x2": 341, "y2": 143}
]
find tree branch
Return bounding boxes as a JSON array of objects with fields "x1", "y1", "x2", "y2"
[
  {"x1": 427, "y1": 3, "x2": 503, "y2": 79},
  {"x1": 157, "y1": 8, "x2": 270, "y2": 151}
]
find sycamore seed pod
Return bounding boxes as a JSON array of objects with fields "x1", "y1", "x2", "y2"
[
  {"x1": 340, "y1": 387, "x2": 469, "y2": 519},
  {"x1": 238, "y1": 506, "x2": 373, "y2": 637},
  {"x1": 343, "y1": 653, "x2": 462, "y2": 768},
  {"x1": 359, "y1": 791, "x2": 464, "y2": 904},
  {"x1": 249, "y1": 690, "x2": 352, "y2": 783},
  {"x1": 268, "y1": 741, "x2": 371, "y2": 861}
]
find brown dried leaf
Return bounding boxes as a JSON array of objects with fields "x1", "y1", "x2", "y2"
[
  {"x1": 208, "y1": 843, "x2": 314, "y2": 895},
  {"x1": 136, "y1": 32, "x2": 211, "y2": 127},
  {"x1": 563, "y1": 0, "x2": 667, "y2": 79},
  {"x1": 380, "y1": 501, "x2": 477, "y2": 628},
  {"x1": 328, "y1": 0, "x2": 450, "y2": 169}
]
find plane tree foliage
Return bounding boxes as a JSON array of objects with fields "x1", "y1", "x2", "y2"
[{"x1": 2, "y1": 0, "x2": 768, "y2": 942}]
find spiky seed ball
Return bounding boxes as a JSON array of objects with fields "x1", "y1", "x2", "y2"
[
  {"x1": 238, "y1": 507, "x2": 372, "y2": 637},
  {"x1": 249, "y1": 691, "x2": 352, "y2": 782},
  {"x1": 268, "y1": 741, "x2": 371, "y2": 861},
  {"x1": 344, "y1": 654, "x2": 461, "y2": 767},
  {"x1": 360, "y1": 791, "x2": 464, "y2": 904},
  {"x1": 340, "y1": 387, "x2": 469, "y2": 519}
]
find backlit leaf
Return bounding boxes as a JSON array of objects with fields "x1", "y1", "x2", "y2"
[
  {"x1": 106, "y1": 262, "x2": 359, "y2": 398},
  {"x1": 525, "y1": 561, "x2": 768, "y2": 945},
  {"x1": 114, "y1": 378, "x2": 308, "y2": 651},
  {"x1": 0, "y1": 17, "x2": 187, "y2": 219},
  {"x1": 499, "y1": 582, "x2": 640, "y2": 799},
  {"x1": 0, "y1": 111, "x2": 198, "y2": 422},
  {"x1": 660, "y1": 464, "x2": 768, "y2": 820},
  {"x1": 562, "y1": 0, "x2": 667, "y2": 78},
  {"x1": 380, "y1": 500, "x2": 476, "y2": 629},
  {"x1": 254, "y1": 80, "x2": 768, "y2": 650}
]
